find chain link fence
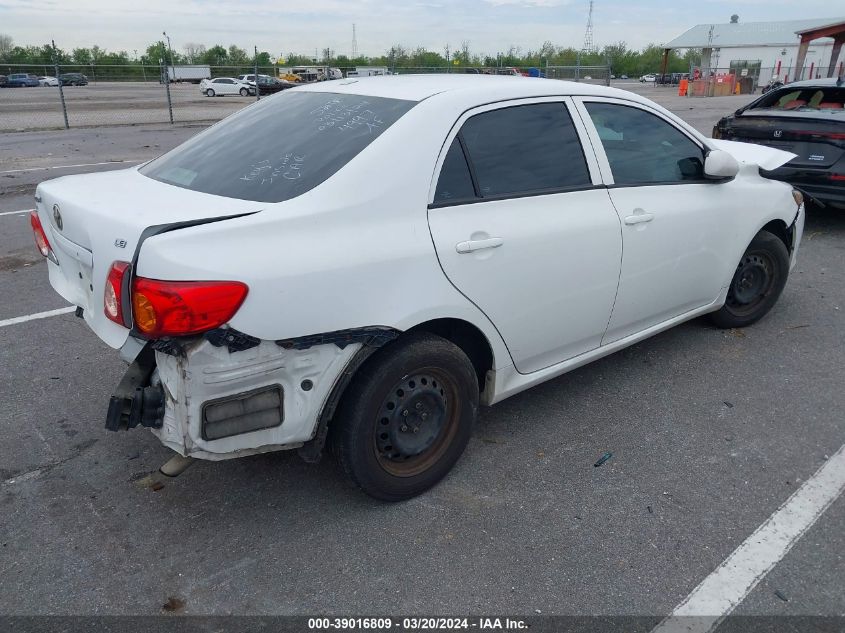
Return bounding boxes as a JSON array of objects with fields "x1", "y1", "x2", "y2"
[
  {"x1": 13, "y1": 61, "x2": 838, "y2": 131},
  {"x1": 545, "y1": 65, "x2": 612, "y2": 85}
]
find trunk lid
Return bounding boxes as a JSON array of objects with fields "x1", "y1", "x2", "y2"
[
  {"x1": 726, "y1": 112, "x2": 845, "y2": 168},
  {"x1": 36, "y1": 167, "x2": 261, "y2": 349}
]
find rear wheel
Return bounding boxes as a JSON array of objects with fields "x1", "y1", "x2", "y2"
[
  {"x1": 709, "y1": 230, "x2": 789, "y2": 328},
  {"x1": 205, "y1": 88, "x2": 215, "y2": 97},
  {"x1": 331, "y1": 333, "x2": 478, "y2": 501}
]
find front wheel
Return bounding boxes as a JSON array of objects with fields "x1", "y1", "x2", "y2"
[
  {"x1": 239, "y1": 87, "x2": 248, "y2": 96},
  {"x1": 331, "y1": 333, "x2": 479, "y2": 501},
  {"x1": 205, "y1": 88, "x2": 215, "y2": 97},
  {"x1": 709, "y1": 230, "x2": 790, "y2": 328}
]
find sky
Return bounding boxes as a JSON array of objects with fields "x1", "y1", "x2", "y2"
[{"x1": 1, "y1": 0, "x2": 843, "y2": 59}]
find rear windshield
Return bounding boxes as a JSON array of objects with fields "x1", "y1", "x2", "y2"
[
  {"x1": 749, "y1": 86, "x2": 845, "y2": 112},
  {"x1": 140, "y1": 91, "x2": 415, "y2": 203}
]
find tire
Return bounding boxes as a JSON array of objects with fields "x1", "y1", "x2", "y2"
[
  {"x1": 709, "y1": 230, "x2": 790, "y2": 329},
  {"x1": 331, "y1": 333, "x2": 479, "y2": 501},
  {"x1": 205, "y1": 88, "x2": 215, "y2": 97},
  {"x1": 239, "y1": 87, "x2": 248, "y2": 96}
]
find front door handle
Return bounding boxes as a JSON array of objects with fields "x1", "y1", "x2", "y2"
[
  {"x1": 456, "y1": 237, "x2": 504, "y2": 254},
  {"x1": 624, "y1": 210, "x2": 655, "y2": 225}
]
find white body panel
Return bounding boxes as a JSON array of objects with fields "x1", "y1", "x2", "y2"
[
  {"x1": 168, "y1": 66, "x2": 211, "y2": 82},
  {"x1": 199, "y1": 77, "x2": 251, "y2": 95},
  {"x1": 35, "y1": 76, "x2": 803, "y2": 460},
  {"x1": 428, "y1": 189, "x2": 622, "y2": 373}
]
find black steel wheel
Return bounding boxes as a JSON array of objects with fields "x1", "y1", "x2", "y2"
[
  {"x1": 331, "y1": 333, "x2": 478, "y2": 501},
  {"x1": 709, "y1": 230, "x2": 790, "y2": 328}
]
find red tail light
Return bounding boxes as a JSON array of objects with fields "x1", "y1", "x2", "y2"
[
  {"x1": 104, "y1": 261, "x2": 130, "y2": 326},
  {"x1": 131, "y1": 277, "x2": 248, "y2": 338},
  {"x1": 830, "y1": 174, "x2": 845, "y2": 181},
  {"x1": 30, "y1": 211, "x2": 58, "y2": 264}
]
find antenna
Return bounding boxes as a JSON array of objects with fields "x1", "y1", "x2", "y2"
[
  {"x1": 352, "y1": 23, "x2": 358, "y2": 58},
  {"x1": 582, "y1": 0, "x2": 595, "y2": 53}
]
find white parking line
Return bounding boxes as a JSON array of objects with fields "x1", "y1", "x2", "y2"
[
  {"x1": 0, "y1": 209, "x2": 31, "y2": 217},
  {"x1": 0, "y1": 159, "x2": 141, "y2": 175},
  {"x1": 652, "y1": 443, "x2": 845, "y2": 633},
  {"x1": 0, "y1": 306, "x2": 75, "y2": 328}
]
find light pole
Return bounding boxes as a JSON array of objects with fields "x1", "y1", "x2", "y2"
[{"x1": 163, "y1": 31, "x2": 174, "y2": 79}]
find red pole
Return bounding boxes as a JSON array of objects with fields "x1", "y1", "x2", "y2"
[
  {"x1": 775, "y1": 59, "x2": 781, "y2": 76},
  {"x1": 809, "y1": 61, "x2": 815, "y2": 79}
]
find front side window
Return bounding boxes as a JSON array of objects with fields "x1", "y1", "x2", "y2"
[
  {"x1": 585, "y1": 102, "x2": 705, "y2": 185},
  {"x1": 458, "y1": 103, "x2": 592, "y2": 198},
  {"x1": 141, "y1": 91, "x2": 415, "y2": 203}
]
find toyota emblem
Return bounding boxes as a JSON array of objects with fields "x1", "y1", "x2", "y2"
[{"x1": 52, "y1": 204, "x2": 63, "y2": 230}]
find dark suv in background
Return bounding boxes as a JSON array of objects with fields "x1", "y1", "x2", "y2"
[
  {"x1": 6, "y1": 73, "x2": 40, "y2": 87},
  {"x1": 713, "y1": 77, "x2": 845, "y2": 208},
  {"x1": 59, "y1": 73, "x2": 89, "y2": 86}
]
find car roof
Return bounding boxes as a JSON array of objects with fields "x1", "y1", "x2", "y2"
[
  {"x1": 777, "y1": 77, "x2": 844, "y2": 89},
  {"x1": 292, "y1": 74, "x2": 654, "y2": 105}
]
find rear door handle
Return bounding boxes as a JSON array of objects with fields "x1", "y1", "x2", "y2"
[
  {"x1": 624, "y1": 211, "x2": 655, "y2": 225},
  {"x1": 456, "y1": 237, "x2": 504, "y2": 254}
]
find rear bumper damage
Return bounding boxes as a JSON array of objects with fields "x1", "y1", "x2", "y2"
[{"x1": 107, "y1": 328, "x2": 397, "y2": 461}]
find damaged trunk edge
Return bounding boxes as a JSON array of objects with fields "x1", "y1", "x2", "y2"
[{"x1": 106, "y1": 326, "x2": 400, "y2": 463}]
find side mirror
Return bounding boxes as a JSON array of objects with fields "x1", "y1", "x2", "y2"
[{"x1": 704, "y1": 149, "x2": 740, "y2": 179}]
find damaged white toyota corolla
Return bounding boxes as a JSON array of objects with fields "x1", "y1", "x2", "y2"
[{"x1": 32, "y1": 76, "x2": 804, "y2": 500}]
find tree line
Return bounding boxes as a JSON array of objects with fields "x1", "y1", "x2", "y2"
[{"x1": 1, "y1": 34, "x2": 699, "y2": 78}]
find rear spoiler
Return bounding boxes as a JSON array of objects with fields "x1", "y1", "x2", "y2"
[{"x1": 709, "y1": 139, "x2": 796, "y2": 171}]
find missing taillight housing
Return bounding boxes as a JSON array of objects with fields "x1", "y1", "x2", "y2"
[
  {"x1": 104, "y1": 261, "x2": 131, "y2": 326},
  {"x1": 131, "y1": 277, "x2": 248, "y2": 338},
  {"x1": 30, "y1": 211, "x2": 58, "y2": 264}
]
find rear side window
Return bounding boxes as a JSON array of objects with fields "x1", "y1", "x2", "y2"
[
  {"x1": 434, "y1": 138, "x2": 476, "y2": 203},
  {"x1": 458, "y1": 103, "x2": 591, "y2": 198},
  {"x1": 585, "y1": 102, "x2": 705, "y2": 185},
  {"x1": 141, "y1": 92, "x2": 415, "y2": 203},
  {"x1": 750, "y1": 87, "x2": 845, "y2": 111}
]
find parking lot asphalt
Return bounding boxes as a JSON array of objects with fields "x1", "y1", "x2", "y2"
[
  {"x1": 1, "y1": 86, "x2": 843, "y2": 620},
  {"x1": 0, "y1": 81, "x2": 255, "y2": 131}
]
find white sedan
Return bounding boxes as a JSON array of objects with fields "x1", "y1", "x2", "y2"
[
  {"x1": 640, "y1": 74, "x2": 657, "y2": 83},
  {"x1": 32, "y1": 76, "x2": 804, "y2": 500},
  {"x1": 199, "y1": 77, "x2": 254, "y2": 97},
  {"x1": 38, "y1": 76, "x2": 59, "y2": 87}
]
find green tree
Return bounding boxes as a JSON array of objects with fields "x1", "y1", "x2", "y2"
[
  {"x1": 201, "y1": 45, "x2": 228, "y2": 65},
  {"x1": 72, "y1": 47, "x2": 92, "y2": 64},
  {"x1": 227, "y1": 45, "x2": 248, "y2": 64}
]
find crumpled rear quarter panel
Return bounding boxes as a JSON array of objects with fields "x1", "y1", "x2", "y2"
[{"x1": 151, "y1": 339, "x2": 361, "y2": 460}]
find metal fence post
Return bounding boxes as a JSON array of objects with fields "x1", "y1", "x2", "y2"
[
  {"x1": 52, "y1": 40, "x2": 69, "y2": 130},
  {"x1": 161, "y1": 58, "x2": 174, "y2": 124},
  {"x1": 254, "y1": 46, "x2": 260, "y2": 102}
]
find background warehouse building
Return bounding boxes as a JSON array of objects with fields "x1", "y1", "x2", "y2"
[{"x1": 664, "y1": 17, "x2": 845, "y2": 88}]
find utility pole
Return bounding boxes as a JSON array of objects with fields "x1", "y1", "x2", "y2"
[
  {"x1": 163, "y1": 31, "x2": 174, "y2": 76},
  {"x1": 352, "y1": 24, "x2": 358, "y2": 59},
  {"x1": 582, "y1": 0, "x2": 595, "y2": 53}
]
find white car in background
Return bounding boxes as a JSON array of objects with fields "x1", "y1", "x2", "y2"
[
  {"x1": 199, "y1": 77, "x2": 254, "y2": 97},
  {"x1": 32, "y1": 76, "x2": 804, "y2": 501},
  {"x1": 640, "y1": 73, "x2": 657, "y2": 83},
  {"x1": 237, "y1": 73, "x2": 274, "y2": 84},
  {"x1": 38, "y1": 76, "x2": 59, "y2": 86}
]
